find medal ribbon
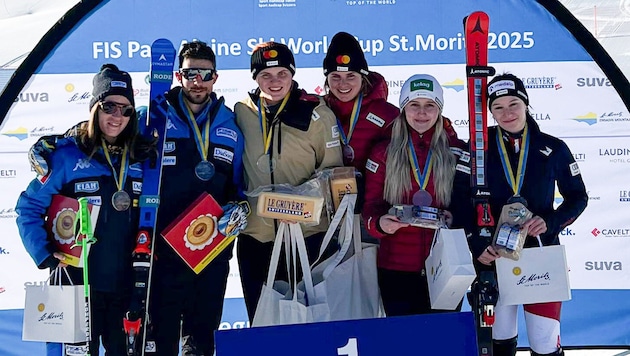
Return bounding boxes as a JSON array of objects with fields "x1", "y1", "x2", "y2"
[
  {"x1": 258, "y1": 93, "x2": 291, "y2": 154},
  {"x1": 101, "y1": 140, "x2": 129, "y2": 192},
  {"x1": 336, "y1": 93, "x2": 363, "y2": 146},
  {"x1": 496, "y1": 124, "x2": 530, "y2": 195},
  {"x1": 407, "y1": 138, "x2": 433, "y2": 190},
  {"x1": 180, "y1": 90, "x2": 211, "y2": 161}
]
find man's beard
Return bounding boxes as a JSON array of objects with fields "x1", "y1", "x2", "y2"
[{"x1": 183, "y1": 87, "x2": 209, "y2": 105}]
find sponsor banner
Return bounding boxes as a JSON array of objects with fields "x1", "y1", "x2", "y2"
[
  {"x1": 565, "y1": 238, "x2": 630, "y2": 289},
  {"x1": 36, "y1": 1, "x2": 591, "y2": 74}
]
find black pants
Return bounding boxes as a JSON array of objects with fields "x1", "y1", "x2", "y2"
[
  {"x1": 149, "y1": 254, "x2": 230, "y2": 356},
  {"x1": 378, "y1": 268, "x2": 462, "y2": 317},
  {"x1": 237, "y1": 231, "x2": 329, "y2": 322}
]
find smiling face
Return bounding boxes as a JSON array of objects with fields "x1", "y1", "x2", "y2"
[
  {"x1": 255, "y1": 67, "x2": 293, "y2": 105},
  {"x1": 97, "y1": 94, "x2": 131, "y2": 143},
  {"x1": 327, "y1": 71, "x2": 362, "y2": 102},
  {"x1": 176, "y1": 57, "x2": 217, "y2": 106},
  {"x1": 490, "y1": 95, "x2": 527, "y2": 133},
  {"x1": 404, "y1": 97, "x2": 440, "y2": 134}
]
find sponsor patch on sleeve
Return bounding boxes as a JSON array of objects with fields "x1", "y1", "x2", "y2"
[
  {"x1": 326, "y1": 140, "x2": 341, "y2": 148},
  {"x1": 366, "y1": 159, "x2": 380, "y2": 173},
  {"x1": 163, "y1": 156, "x2": 177, "y2": 166},
  {"x1": 456, "y1": 164, "x2": 471, "y2": 175},
  {"x1": 311, "y1": 110, "x2": 320, "y2": 121},
  {"x1": 216, "y1": 128, "x2": 238, "y2": 142},
  {"x1": 132, "y1": 181, "x2": 143, "y2": 194},
  {"x1": 569, "y1": 162, "x2": 580, "y2": 176},
  {"x1": 332, "y1": 126, "x2": 339, "y2": 138},
  {"x1": 214, "y1": 147, "x2": 234, "y2": 163},
  {"x1": 366, "y1": 113, "x2": 385, "y2": 127},
  {"x1": 458, "y1": 151, "x2": 471, "y2": 163}
]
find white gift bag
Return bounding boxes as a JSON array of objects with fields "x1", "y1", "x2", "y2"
[
  {"x1": 22, "y1": 268, "x2": 87, "y2": 343},
  {"x1": 425, "y1": 228, "x2": 477, "y2": 310},
  {"x1": 308, "y1": 194, "x2": 384, "y2": 321},
  {"x1": 252, "y1": 222, "x2": 329, "y2": 327},
  {"x1": 496, "y1": 243, "x2": 571, "y2": 306}
]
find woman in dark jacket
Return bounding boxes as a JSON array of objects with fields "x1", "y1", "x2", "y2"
[{"x1": 472, "y1": 73, "x2": 588, "y2": 356}]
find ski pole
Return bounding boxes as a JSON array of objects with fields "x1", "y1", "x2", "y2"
[{"x1": 74, "y1": 197, "x2": 97, "y2": 355}]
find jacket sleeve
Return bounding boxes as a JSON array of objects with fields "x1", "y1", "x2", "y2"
[
  {"x1": 362, "y1": 145, "x2": 390, "y2": 239},
  {"x1": 540, "y1": 140, "x2": 588, "y2": 245},
  {"x1": 313, "y1": 103, "x2": 343, "y2": 171},
  {"x1": 15, "y1": 152, "x2": 66, "y2": 268}
]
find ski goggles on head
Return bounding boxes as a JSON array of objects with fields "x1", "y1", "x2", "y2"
[
  {"x1": 98, "y1": 101, "x2": 135, "y2": 117},
  {"x1": 179, "y1": 68, "x2": 216, "y2": 81}
]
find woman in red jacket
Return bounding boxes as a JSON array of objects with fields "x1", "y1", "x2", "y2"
[
  {"x1": 323, "y1": 32, "x2": 399, "y2": 215},
  {"x1": 363, "y1": 74, "x2": 468, "y2": 316}
]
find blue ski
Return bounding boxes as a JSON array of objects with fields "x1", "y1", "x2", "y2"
[{"x1": 123, "y1": 38, "x2": 175, "y2": 356}]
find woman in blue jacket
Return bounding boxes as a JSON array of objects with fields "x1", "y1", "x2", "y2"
[
  {"x1": 471, "y1": 74, "x2": 588, "y2": 356},
  {"x1": 16, "y1": 64, "x2": 152, "y2": 356}
]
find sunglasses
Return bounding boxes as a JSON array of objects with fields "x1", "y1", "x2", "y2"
[
  {"x1": 179, "y1": 68, "x2": 216, "y2": 82},
  {"x1": 98, "y1": 101, "x2": 135, "y2": 117}
]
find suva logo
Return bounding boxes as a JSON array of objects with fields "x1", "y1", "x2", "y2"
[
  {"x1": 14, "y1": 92, "x2": 49, "y2": 103},
  {"x1": 584, "y1": 261, "x2": 622, "y2": 271},
  {"x1": 576, "y1": 77, "x2": 612, "y2": 87}
]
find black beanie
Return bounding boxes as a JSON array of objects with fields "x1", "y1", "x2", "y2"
[
  {"x1": 89, "y1": 64, "x2": 135, "y2": 111},
  {"x1": 323, "y1": 32, "x2": 369, "y2": 76},
  {"x1": 250, "y1": 42, "x2": 296, "y2": 79},
  {"x1": 487, "y1": 73, "x2": 529, "y2": 108}
]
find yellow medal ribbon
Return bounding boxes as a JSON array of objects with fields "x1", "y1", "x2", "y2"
[
  {"x1": 183, "y1": 99, "x2": 211, "y2": 161},
  {"x1": 259, "y1": 93, "x2": 291, "y2": 154},
  {"x1": 496, "y1": 124, "x2": 530, "y2": 195},
  {"x1": 101, "y1": 140, "x2": 129, "y2": 192},
  {"x1": 407, "y1": 139, "x2": 433, "y2": 190},
  {"x1": 337, "y1": 94, "x2": 363, "y2": 146}
]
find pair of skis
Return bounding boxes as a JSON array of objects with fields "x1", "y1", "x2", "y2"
[
  {"x1": 464, "y1": 11, "x2": 499, "y2": 356},
  {"x1": 122, "y1": 39, "x2": 176, "y2": 356}
]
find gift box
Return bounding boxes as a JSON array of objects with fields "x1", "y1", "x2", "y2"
[
  {"x1": 45, "y1": 195, "x2": 100, "y2": 268},
  {"x1": 161, "y1": 192, "x2": 230, "y2": 274},
  {"x1": 329, "y1": 167, "x2": 358, "y2": 212},
  {"x1": 256, "y1": 192, "x2": 324, "y2": 224}
]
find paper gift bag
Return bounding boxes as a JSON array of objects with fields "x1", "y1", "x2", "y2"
[
  {"x1": 252, "y1": 222, "x2": 329, "y2": 327},
  {"x1": 425, "y1": 228, "x2": 477, "y2": 310},
  {"x1": 22, "y1": 270, "x2": 87, "y2": 343},
  {"x1": 496, "y1": 244, "x2": 571, "y2": 306},
  {"x1": 308, "y1": 194, "x2": 383, "y2": 321}
]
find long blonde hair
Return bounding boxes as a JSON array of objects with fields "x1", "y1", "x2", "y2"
[{"x1": 383, "y1": 111, "x2": 456, "y2": 207}]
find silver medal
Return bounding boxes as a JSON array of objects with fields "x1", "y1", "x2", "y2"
[{"x1": 195, "y1": 160, "x2": 215, "y2": 181}]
